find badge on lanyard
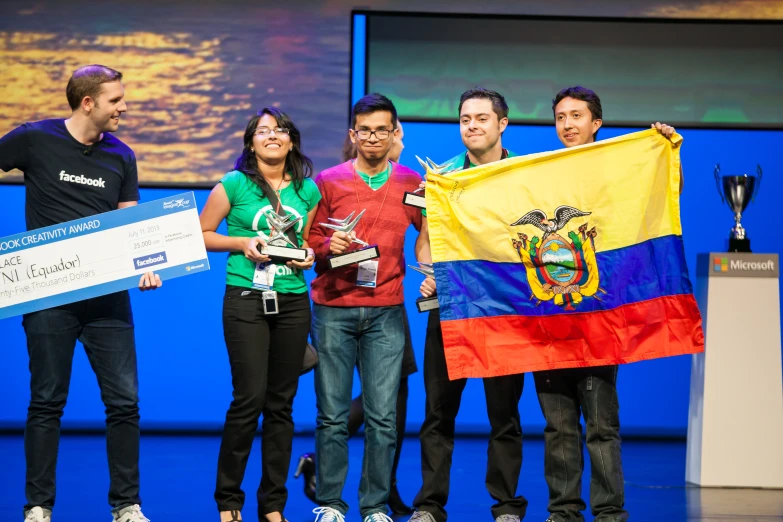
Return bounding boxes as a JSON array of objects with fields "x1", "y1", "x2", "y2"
[
  {"x1": 356, "y1": 259, "x2": 379, "y2": 288},
  {"x1": 252, "y1": 262, "x2": 276, "y2": 290}
]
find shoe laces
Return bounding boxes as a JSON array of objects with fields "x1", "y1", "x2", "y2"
[
  {"x1": 117, "y1": 505, "x2": 150, "y2": 522},
  {"x1": 363, "y1": 514, "x2": 393, "y2": 522},
  {"x1": 313, "y1": 507, "x2": 346, "y2": 522},
  {"x1": 496, "y1": 516, "x2": 521, "y2": 522},
  {"x1": 409, "y1": 512, "x2": 436, "y2": 522},
  {"x1": 25, "y1": 508, "x2": 49, "y2": 522}
]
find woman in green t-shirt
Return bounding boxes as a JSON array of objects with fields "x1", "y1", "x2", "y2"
[{"x1": 200, "y1": 107, "x2": 321, "y2": 522}]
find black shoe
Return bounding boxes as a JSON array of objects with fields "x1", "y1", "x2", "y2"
[
  {"x1": 387, "y1": 480, "x2": 413, "y2": 515},
  {"x1": 294, "y1": 452, "x2": 317, "y2": 504}
]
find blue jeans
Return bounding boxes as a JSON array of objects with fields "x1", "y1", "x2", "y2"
[
  {"x1": 312, "y1": 304, "x2": 404, "y2": 518},
  {"x1": 534, "y1": 366, "x2": 628, "y2": 522},
  {"x1": 22, "y1": 292, "x2": 140, "y2": 513}
]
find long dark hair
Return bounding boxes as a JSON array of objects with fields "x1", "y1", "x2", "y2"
[{"x1": 234, "y1": 107, "x2": 313, "y2": 199}]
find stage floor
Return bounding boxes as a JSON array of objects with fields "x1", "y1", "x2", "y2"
[{"x1": 1, "y1": 434, "x2": 781, "y2": 521}]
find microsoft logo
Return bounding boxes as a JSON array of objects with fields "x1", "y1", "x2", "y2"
[
  {"x1": 713, "y1": 255, "x2": 776, "y2": 272},
  {"x1": 713, "y1": 257, "x2": 729, "y2": 272},
  {"x1": 709, "y1": 253, "x2": 778, "y2": 278}
]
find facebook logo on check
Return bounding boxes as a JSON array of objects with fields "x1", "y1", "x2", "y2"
[{"x1": 133, "y1": 252, "x2": 167, "y2": 270}]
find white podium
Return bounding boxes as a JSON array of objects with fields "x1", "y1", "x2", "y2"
[{"x1": 686, "y1": 252, "x2": 783, "y2": 488}]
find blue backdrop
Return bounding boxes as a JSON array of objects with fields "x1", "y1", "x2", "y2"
[{"x1": 0, "y1": 123, "x2": 780, "y2": 436}]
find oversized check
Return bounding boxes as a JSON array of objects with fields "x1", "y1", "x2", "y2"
[{"x1": 0, "y1": 192, "x2": 209, "y2": 319}]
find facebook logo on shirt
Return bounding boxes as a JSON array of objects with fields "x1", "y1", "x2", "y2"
[
  {"x1": 59, "y1": 170, "x2": 106, "y2": 188},
  {"x1": 133, "y1": 252, "x2": 167, "y2": 270}
]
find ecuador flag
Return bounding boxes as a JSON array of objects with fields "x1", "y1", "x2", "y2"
[{"x1": 425, "y1": 129, "x2": 704, "y2": 379}]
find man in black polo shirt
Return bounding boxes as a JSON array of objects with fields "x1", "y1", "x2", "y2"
[
  {"x1": 0, "y1": 64, "x2": 160, "y2": 522},
  {"x1": 410, "y1": 88, "x2": 526, "y2": 522}
]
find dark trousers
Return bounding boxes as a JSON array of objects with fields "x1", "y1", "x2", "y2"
[
  {"x1": 215, "y1": 287, "x2": 311, "y2": 516},
  {"x1": 413, "y1": 310, "x2": 527, "y2": 522},
  {"x1": 22, "y1": 291, "x2": 140, "y2": 513},
  {"x1": 534, "y1": 366, "x2": 628, "y2": 522}
]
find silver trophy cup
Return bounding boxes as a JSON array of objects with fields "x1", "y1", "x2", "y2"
[{"x1": 714, "y1": 164, "x2": 762, "y2": 252}]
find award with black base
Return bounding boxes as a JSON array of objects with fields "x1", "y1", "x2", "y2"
[
  {"x1": 403, "y1": 156, "x2": 450, "y2": 209},
  {"x1": 714, "y1": 164, "x2": 762, "y2": 253},
  {"x1": 403, "y1": 188, "x2": 426, "y2": 209},
  {"x1": 321, "y1": 210, "x2": 380, "y2": 269},
  {"x1": 257, "y1": 210, "x2": 308, "y2": 261},
  {"x1": 409, "y1": 262, "x2": 439, "y2": 312}
]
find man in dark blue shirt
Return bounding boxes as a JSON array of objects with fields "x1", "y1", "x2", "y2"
[{"x1": 0, "y1": 64, "x2": 160, "y2": 522}]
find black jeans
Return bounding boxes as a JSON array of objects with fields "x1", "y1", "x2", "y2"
[
  {"x1": 215, "y1": 286, "x2": 311, "y2": 516},
  {"x1": 22, "y1": 291, "x2": 140, "y2": 513},
  {"x1": 413, "y1": 310, "x2": 527, "y2": 522},
  {"x1": 534, "y1": 366, "x2": 628, "y2": 522}
]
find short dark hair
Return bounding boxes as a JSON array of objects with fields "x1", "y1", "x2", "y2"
[
  {"x1": 458, "y1": 87, "x2": 509, "y2": 121},
  {"x1": 66, "y1": 65, "x2": 123, "y2": 110},
  {"x1": 351, "y1": 93, "x2": 398, "y2": 129},
  {"x1": 552, "y1": 86, "x2": 603, "y2": 121}
]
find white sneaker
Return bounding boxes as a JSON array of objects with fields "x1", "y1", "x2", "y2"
[
  {"x1": 496, "y1": 516, "x2": 521, "y2": 522},
  {"x1": 24, "y1": 507, "x2": 51, "y2": 522},
  {"x1": 363, "y1": 513, "x2": 393, "y2": 522},
  {"x1": 313, "y1": 507, "x2": 346, "y2": 522},
  {"x1": 408, "y1": 512, "x2": 436, "y2": 522},
  {"x1": 112, "y1": 505, "x2": 150, "y2": 522}
]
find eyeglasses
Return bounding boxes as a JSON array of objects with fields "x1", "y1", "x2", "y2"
[
  {"x1": 353, "y1": 128, "x2": 392, "y2": 140},
  {"x1": 254, "y1": 127, "x2": 290, "y2": 137}
]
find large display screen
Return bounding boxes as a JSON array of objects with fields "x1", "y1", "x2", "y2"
[
  {"x1": 364, "y1": 13, "x2": 783, "y2": 128},
  {"x1": 0, "y1": 1, "x2": 348, "y2": 185}
]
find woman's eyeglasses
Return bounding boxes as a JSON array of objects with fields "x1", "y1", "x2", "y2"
[{"x1": 254, "y1": 127, "x2": 290, "y2": 137}]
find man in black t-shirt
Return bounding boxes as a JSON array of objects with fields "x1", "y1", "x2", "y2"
[{"x1": 0, "y1": 64, "x2": 160, "y2": 522}]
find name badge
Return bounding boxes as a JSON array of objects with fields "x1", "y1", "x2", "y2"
[
  {"x1": 252, "y1": 262, "x2": 276, "y2": 290},
  {"x1": 356, "y1": 259, "x2": 379, "y2": 288}
]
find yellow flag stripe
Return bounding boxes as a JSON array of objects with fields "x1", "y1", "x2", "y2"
[{"x1": 426, "y1": 129, "x2": 682, "y2": 264}]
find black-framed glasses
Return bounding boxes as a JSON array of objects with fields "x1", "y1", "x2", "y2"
[
  {"x1": 254, "y1": 127, "x2": 290, "y2": 137},
  {"x1": 353, "y1": 128, "x2": 392, "y2": 140}
]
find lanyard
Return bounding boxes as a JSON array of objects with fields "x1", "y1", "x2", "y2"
[
  {"x1": 352, "y1": 160, "x2": 392, "y2": 245},
  {"x1": 271, "y1": 176, "x2": 286, "y2": 214}
]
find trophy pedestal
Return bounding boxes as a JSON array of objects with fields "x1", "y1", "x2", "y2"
[
  {"x1": 259, "y1": 244, "x2": 308, "y2": 262},
  {"x1": 403, "y1": 192, "x2": 426, "y2": 209},
  {"x1": 327, "y1": 245, "x2": 380, "y2": 269},
  {"x1": 728, "y1": 237, "x2": 751, "y2": 253},
  {"x1": 686, "y1": 253, "x2": 782, "y2": 488},
  {"x1": 415, "y1": 295, "x2": 439, "y2": 312}
]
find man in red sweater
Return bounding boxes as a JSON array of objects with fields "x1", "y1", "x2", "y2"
[{"x1": 307, "y1": 93, "x2": 424, "y2": 522}]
